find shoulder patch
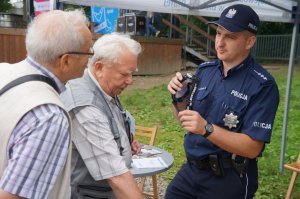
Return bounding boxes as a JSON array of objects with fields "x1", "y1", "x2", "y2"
[
  {"x1": 250, "y1": 68, "x2": 272, "y2": 84},
  {"x1": 199, "y1": 60, "x2": 219, "y2": 68}
]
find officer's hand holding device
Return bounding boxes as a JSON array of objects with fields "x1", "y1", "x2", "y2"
[{"x1": 171, "y1": 73, "x2": 198, "y2": 112}]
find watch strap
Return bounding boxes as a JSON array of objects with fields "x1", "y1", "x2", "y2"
[{"x1": 203, "y1": 123, "x2": 213, "y2": 138}]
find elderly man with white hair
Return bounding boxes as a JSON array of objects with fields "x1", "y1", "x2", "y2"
[{"x1": 60, "y1": 33, "x2": 143, "y2": 199}]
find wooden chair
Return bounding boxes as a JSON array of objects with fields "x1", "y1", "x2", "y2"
[
  {"x1": 135, "y1": 125, "x2": 158, "y2": 199},
  {"x1": 284, "y1": 153, "x2": 300, "y2": 199}
]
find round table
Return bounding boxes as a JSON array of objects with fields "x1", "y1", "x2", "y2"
[{"x1": 130, "y1": 145, "x2": 174, "y2": 177}]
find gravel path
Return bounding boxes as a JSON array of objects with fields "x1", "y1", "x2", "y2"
[{"x1": 136, "y1": 175, "x2": 167, "y2": 199}]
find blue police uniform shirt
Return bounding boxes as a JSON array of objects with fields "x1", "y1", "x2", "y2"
[{"x1": 184, "y1": 55, "x2": 279, "y2": 160}]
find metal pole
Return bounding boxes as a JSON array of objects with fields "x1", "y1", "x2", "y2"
[
  {"x1": 23, "y1": 0, "x2": 30, "y2": 23},
  {"x1": 169, "y1": 14, "x2": 173, "y2": 38},
  {"x1": 185, "y1": 15, "x2": 189, "y2": 43},
  {"x1": 183, "y1": 15, "x2": 189, "y2": 70},
  {"x1": 280, "y1": 4, "x2": 299, "y2": 172},
  {"x1": 207, "y1": 25, "x2": 211, "y2": 57}
]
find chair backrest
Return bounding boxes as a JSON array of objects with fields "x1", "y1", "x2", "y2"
[
  {"x1": 284, "y1": 153, "x2": 300, "y2": 199},
  {"x1": 284, "y1": 153, "x2": 300, "y2": 172},
  {"x1": 135, "y1": 125, "x2": 158, "y2": 146}
]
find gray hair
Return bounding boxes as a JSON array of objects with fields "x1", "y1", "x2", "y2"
[
  {"x1": 26, "y1": 10, "x2": 89, "y2": 64},
  {"x1": 88, "y1": 33, "x2": 142, "y2": 68}
]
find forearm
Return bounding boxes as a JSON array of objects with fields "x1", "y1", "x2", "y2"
[
  {"x1": 0, "y1": 189, "x2": 23, "y2": 199},
  {"x1": 207, "y1": 124, "x2": 264, "y2": 158},
  {"x1": 178, "y1": 110, "x2": 264, "y2": 158},
  {"x1": 108, "y1": 171, "x2": 143, "y2": 199}
]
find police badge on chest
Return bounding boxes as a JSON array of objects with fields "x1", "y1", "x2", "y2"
[{"x1": 223, "y1": 112, "x2": 239, "y2": 129}]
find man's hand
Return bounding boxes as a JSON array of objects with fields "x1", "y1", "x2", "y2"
[
  {"x1": 178, "y1": 110, "x2": 207, "y2": 135},
  {"x1": 131, "y1": 139, "x2": 141, "y2": 155},
  {"x1": 167, "y1": 72, "x2": 184, "y2": 94}
]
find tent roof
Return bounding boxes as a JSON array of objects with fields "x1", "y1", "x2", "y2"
[{"x1": 59, "y1": 0, "x2": 299, "y2": 23}]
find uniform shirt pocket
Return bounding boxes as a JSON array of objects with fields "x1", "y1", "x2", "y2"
[
  {"x1": 192, "y1": 90, "x2": 213, "y2": 118},
  {"x1": 215, "y1": 100, "x2": 247, "y2": 131}
]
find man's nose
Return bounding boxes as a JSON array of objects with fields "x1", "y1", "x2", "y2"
[
  {"x1": 125, "y1": 76, "x2": 134, "y2": 85},
  {"x1": 217, "y1": 35, "x2": 226, "y2": 45}
]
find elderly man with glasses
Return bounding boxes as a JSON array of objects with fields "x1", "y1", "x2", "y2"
[
  {"x1": 60, "y1": 33, "x2": 143, "y2": 199},
  {"x1": 0, "y1": 10, "x2": 92, "y2": 199}
]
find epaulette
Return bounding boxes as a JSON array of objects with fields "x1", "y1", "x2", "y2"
[
  {"x1": 249, "y1": 67, "x2": 272, "y2": 84},
  {"x1": 199, "y1": 60, "x2": 219, "y2": 68}
]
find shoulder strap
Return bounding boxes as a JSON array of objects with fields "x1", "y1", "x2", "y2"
[
  {"x1": 0, "y1": 74, "x2": 59, "y2": 96},
  {"x1": 93, "y1": 86, "x2": 123, "y2": 155}
]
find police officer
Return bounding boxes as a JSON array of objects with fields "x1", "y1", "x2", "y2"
[{"x1": 166, "y1": 4, "x2": 279, "y2": 199}]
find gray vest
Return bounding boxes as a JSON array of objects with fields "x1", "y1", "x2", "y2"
[
  {"x1": 60, "y1": 70, "x2": 123, "y2": 199},
  {"x1": 61, "y1": 70, "x2": 123, "y2": 153}
]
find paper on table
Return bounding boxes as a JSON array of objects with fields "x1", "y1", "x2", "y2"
[
  {"x1": 132, "y1": 157, "x2": 168, "y2": 169},
  {"x1": 138, "y1": 148, "x2": 162, "y2": 156}
]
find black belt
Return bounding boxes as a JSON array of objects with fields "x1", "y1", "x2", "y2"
[{"x1": 189, "y1": 156, "x2": 232, "y2": 170}]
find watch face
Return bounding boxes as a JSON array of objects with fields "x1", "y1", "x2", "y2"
[
  {"x1": 203, "y1": 123, "x2": 213, "y2": 138},
  {"x1": 206, "y1": 124, "x2": 213, "y2": 133}
]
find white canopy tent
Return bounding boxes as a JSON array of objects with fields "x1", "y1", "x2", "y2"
[
  {"x1": 59, "y1": 0, "x2": 296, "y2": 22},
  {"x1": 59, "y1": 0, "x2": 300, "y2": 171}
]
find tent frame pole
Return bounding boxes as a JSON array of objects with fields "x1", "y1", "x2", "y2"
[{"x1": 280, "y1": 3, "x2": 299, "y2": 172}]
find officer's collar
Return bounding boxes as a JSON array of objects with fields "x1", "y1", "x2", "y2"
[{"x1": 218, "y1": 55, "x2": 253, "y2": 77}]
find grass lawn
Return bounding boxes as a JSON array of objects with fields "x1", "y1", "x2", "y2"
[{"x1": 121, "y1": 65, "x2": 300, "y2": 199}]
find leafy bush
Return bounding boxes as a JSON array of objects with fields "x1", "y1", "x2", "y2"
[{"x1": 0, "y1": 0, "x2": 13, "y2": 12}]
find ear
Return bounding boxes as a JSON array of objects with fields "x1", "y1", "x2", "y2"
[
  {"x1": 246, "y1": 35, "x2": 256, "y2": 50},
  {"x1": 93, "y1": 61, "x2": 105, "y2": 79},
  {"x1": 59, "y1": 54, "x2": 71, "y2": 73}
]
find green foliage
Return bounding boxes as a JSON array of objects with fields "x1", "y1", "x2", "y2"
[
  {"x1": 0, "y1": 0, "x2": 13, "y2": 12},
  {"x1": 120, "y1": 66, "x2": 300, "y2": 198},
  {"x1": 258, "y1": 22, "x2": 293, "y2": 35}
]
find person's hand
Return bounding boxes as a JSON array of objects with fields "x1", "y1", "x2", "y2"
[
  {"x1": 178, "y1": 110, "x2": 206, "y2": 135},
  {"x1": 167, "y1": 72, "x2": 184, "y2": 94},
  {"x1": 131, "y1": 139, "x2": 141, "y2": 155}
]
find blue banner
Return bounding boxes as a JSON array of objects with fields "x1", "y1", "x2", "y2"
[{"x1": 91, "y1": 7, "x2": 119, "y2": 34}]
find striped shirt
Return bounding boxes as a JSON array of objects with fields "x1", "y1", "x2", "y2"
[{"x1": 0, "y1": 57, "x2": 70, "y2": 199}]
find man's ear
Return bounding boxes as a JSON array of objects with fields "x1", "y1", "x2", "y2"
[
  {"x1": 59, "y1": 54, "x2": 71, "y2": 73},
  {"x1": 93, "y1": 61, "x2": 105, "y2": 78},
  {"x1": 246, "y1": 35, "x2": 256, "y2": 50}
]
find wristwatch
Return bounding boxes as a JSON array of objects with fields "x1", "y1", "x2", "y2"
[{"x1": 203, "y1": 123, "x2": 214, "y2": 138}]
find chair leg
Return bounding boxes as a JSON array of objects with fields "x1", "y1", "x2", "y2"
[
  {"x1": 139, "y1": 176, "x2": 146, "y2": 191},
  {"x1": 152, "y1": 175, "x2": 158, "y2": 199},
  {"x1": 285, "y1": 171, "x2": 298, "y2": 199}
]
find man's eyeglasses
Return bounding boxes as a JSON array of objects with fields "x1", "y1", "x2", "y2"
[{"x1": 59, "y1": 47, "x2": 94, "y2": 58}]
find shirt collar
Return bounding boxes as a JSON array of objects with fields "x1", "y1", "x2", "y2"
[
  {"x1": 218, "y1": 55, "x2": 253, "y2": 77},
  {"x1": 26, "y1": 56, "x2": 66, "y2": 93}
]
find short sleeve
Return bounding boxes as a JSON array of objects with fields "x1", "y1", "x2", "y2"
[
  {"x1": 71, "y1": 106, "x2": 128, "y2": 181},
  {"x1": 0, "y1": 104, "x2": 69, "y2": 199},
  {"x1": 242, "y1": 82, "x2": 279, "y2": 143}
]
